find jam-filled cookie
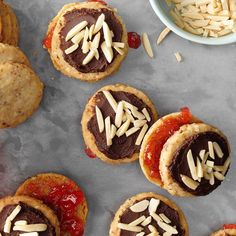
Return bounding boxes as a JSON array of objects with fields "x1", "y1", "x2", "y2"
[
  {"x1": 16, "y1": 173, "x2": 88, "y2": 236},
  {"x1": 139, "y1": 108, "x2": 231, "y2": 197},
  {"x1": 0, "y1": 195, "x2": 60, "y2": 236},
  {"x1": 81, "y1": 84, "x2": 158, "y2": 164},
  {"x1": 212, "y1": 224, "x2": 236, "y2": 236},
  {"x1": 0, "y1": 1, "x2": 19, "y2": 46},
  {"x1": 109, "y1": 192, "x2": 188, "y2": 236},
  {"x1": 0, "y1": 43, "x2": 30, "y2": 66},
  {"x1": 43, "y1": 2, "x2": 128, "y2": 82},
  {"x1": 0, "y1": 62, "x2": 43, "y2": 128}
]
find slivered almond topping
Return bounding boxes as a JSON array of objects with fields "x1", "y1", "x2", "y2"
[
  {"x1": 150, "y1": 212, "x2": 163, "y2": 222},
  {"x1": 129, "y1": 216, "x2": 146, "y2": 226},
  {"x1": 105, "y1": 116, "x2": 112, "y2": 146},
  {"x1": 124, "y1": 102, "x2": 138, "y2": 111},
  {"x1": 13, "y1": 224, "x2": 47, "y2": 232},
  {"x1": 66, "y1": 21, "x2": 88, "y2": 41},
  {"x1": 103, "y1": 91, "x2": 118, "y2": 112},
  {"x1": 101, "y1": 41, "x2": 113, "y2": 63},
  {"x1": 135, "y1": 124, "x2": 148, "y2": 146},
  {"x1": 4, "y1": 220, "x2": 11, "y2": 233},
  {"x1": 148, "y1": 225, "x2": 158, "y2": 233},
  {"x1": 126, "y1": 127, "x2": 140, "y2": 137},
  {"x1": 94, "y1": 49, "x2": 100, "y2": 60},
  {"x1": 130, "y1": 200, "x2": 149, "y2": 213},
  {"x1": 118, "y1": 223, "x2": 143, "y2": 232},
  {"x1": 89, "y1": 24, "x2": 95, "y2": 40},
  {"x1": 103, "y1": 22, "x2": 112, "y2": 47},
  {"x1": 187, "y1": 150, "x2": 198, "y2": 180},
  {"x1": 214, "y1": 171, "x2": 225, "y2": 180},
  {"x1": 65, "y1": 44, "x2": 78, "y2": 55},
  {"x1": 213, "y1": 165, "x2": 224, "y2": 172},
  {"x1": 134, "y1": 120, "x2": 147, "y2": 128},
  {"x1": 174, "y1": 52, "x2": 182, "y2": 62},
  {"x1": 94, "y1": 14, "x2": 105, "y2": 34},
  {"x1": 181, "y1": 174, "x2": 200, "y2": 190},
  {"x1": 82, "y1": 27, "x2": 89, "y2": 54},
  {"x1": 114, "y1": 46, "x2": 124, "y2": 55},
  {"x1": 197, "y1": 158, "x2": 203, "y2": 178},
  {"x1": 136, "y1": 233, "x2": 145, "y2": 236},
  {"x1": 209, "y1": 172, "x2": 215, "y2": 185},
  {"x1": 91, "y1": 32, "x2": 101, "y2": 50},
  {"x1": 132, "y1": 109, "x2": 146, "y2": 120},
  {"x1": 110, "y1": 124, "x2": 117, "y2": 139},
  {"x1": 125, "y1": 110, "x2": 135, "y2": 123},
  {"x1": 213, "y1": 142, "x2": 224, "y2": 158},
  {"x1": 142, "y1": 33, "x2": 154, "y2": 58},
  {"x1": 116, "y1": 119, "x2": 131, "y2": 137},
  {"x1": 148, "y1": 198, "x2": 160, "y2": 214},
  {"x1": 141, "y1": 216, "x2": 152, "y2": 226},
  {"x1": 157, "y1": 27, "x2": 171, "y2": 45},
  {"x1": 7, "y1": 205, "x2": 21, "y2": 221},
  {"x1": 222, "y1": 157, "x2": 231, "y2": 175},
  {"x1": 158, "y1": 221, "x2": 178, "y2": 234},
  {"x1": 199, "y1": 149, "x2": 206, "y2": 160},
  {"x1": 113, "y1": 42, "x2": 125, "y2": 48},
  {"x1": 71, "y1": 30, "x2": 85, "y2": 44},
  {"x1": 15, "y1": 220, "x2": 27, "y2": 226},
  {"x1": 206, "y1": 160, "x2": 214, "y2": 167},
  {"x1": 115, "y1": 101, "x2": 124, "y2": 128},
  {"x1": 19, "y1": 233, "x2": 39, "y2": 236},
  {"x1": 142, "y1": 108, "x2": 151, "y2": 122},
  {"x1": 82, "y1": 50, "x2": 95, "y2": 65},
  {"x1": 159, "y1": 213, "x2": 171, "y2": 224},
  {"x1": 208, "y1": 141, "x2": 215, "y2": 159}
]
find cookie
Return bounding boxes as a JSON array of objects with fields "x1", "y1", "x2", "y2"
[
  {"x1": 0, "y1": 195, "x2": 60, "y2": 236},
  {"x1": 0, "y1": 62, "x2": 43, "y2": 128},
  {"x1": 0, "y1": 43, "x2": 30, "y2": 66},
  {"x1": 43, "y1": 2, "x2": 128, "y2": 82},
  {"x1": 211, "y1": 224, "x2": 236, "y2": 236},
  {"x1": 139, "y1": 108, "x2": 231, "y2": 197},
  {"x1": 0, "y1": 1, "x2": 19, "y2": 46},
  {"x1": 109, "y1": 192, "x2": 189, "y2": 236},
  {"x1": 16, "y1": 173, "x2": 88, "y2": 236},
  {"x1": 81, "y1": 84, "x2": 158, "y2": 164}
]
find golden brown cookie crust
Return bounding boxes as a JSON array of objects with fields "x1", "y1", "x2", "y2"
[
  {"x1": 139, "y1": 112, "x2": 200, "y2": 188},
  {"x1": 159, "y1": 123, "x2": 229, "y2": 197},
  {"x1": 15, "y1": 172, "x2": 88, "y2": 228},
  {"x1": 0, "y1": 62, "x2": 43, "y2": 128},
  {"x1": 109, "y1": 192, "x2": 189, "y2": 236},
  {"x1": 0, "y1": 43, "x2": 30, "y2": 66},
  {"x1": 0, "y1": 1, "x2": 19, "y2": 46},
  {"x1": 48, "y1": 1, "x2": 128, "y2": 82},
  {"x1": 0, "y1": 195, "x2": 60, "y2": 236},
  {"x1": 81, "y1": 84, "x2": 158, "y2": 164},
  {"x1": 211, "y1": 229, "x2": 236, "y2": 236}
]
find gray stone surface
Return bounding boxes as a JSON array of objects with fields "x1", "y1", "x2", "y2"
[{"x1": 1, "y1": 0, "x2": 236, "y2": 235}]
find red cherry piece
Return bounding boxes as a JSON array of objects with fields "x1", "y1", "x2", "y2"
[
  {"x1": 85, "y1": 147, "x2": 97, "y2": 158},
  {"x1": 223, "y1": 224, "x2": 236, "y2": 230},
  {"x1": 43, "y1": 26, "x2": 55, "y2": 49},
  {"x1": 128, "y1": 32, "x2": 141, "y2": 49}
]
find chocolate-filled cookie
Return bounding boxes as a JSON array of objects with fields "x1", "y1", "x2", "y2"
[
  {"x1": 0, "y1": 195, "x2": 60, "y2": 236},
  {"x1": 139, "y1": 108, "x2": 231, "y2": 197},
  {"x1": 43, "y1": 2, "x2": 128, "y2": 82},
  {"x1": 81, "y1": 84, "x2": 158, "y2": 164},
  {"x1": 109, "y1": 192, "x2": 188, "y2": 236}
]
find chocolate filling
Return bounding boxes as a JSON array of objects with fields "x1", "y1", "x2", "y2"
[
  {"x1": 169, "y1": 132, "x2": 230, "y2": 196},
  {"x1": 120, "y1": 198, "x2": 185, "y2": 236},
  {"x1": 87, "y1": 91, "x2": 155, "y2": 160},
  {"x1": 0, "y1": 203, "x2": 55, "y2": 236},
  {"x1": 60, "y1": 8, "x2": 123, "y2": 73}
]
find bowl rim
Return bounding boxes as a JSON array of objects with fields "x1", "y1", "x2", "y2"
[{"x1": 149, "y1": 0, "x2": 236, "y2": 45}]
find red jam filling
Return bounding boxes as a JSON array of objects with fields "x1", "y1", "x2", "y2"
[
  {"x1": 85, "y1": 147, "x2": 97, "y2": 159},
  {"x1": 128, "y1": 32, "x2": 141, "y2": 49},
  {"x1": 87, "y1": 0, "x2": 107, "y2": 5},
  {"x1": 143, "y1": 107, "x2": 192, "y2": 180},
  {"x1": 26, "y1": 180, "x2": 85, "y2": 236},
  {"x1": 223, "y1": 224, "x2": 236, "y2": 230},
  {"x1": 43, "y1": 26, "x2": 55, "y2": 49}
]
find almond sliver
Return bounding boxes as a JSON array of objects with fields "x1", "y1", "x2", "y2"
[
  {"x1": 113, "y1": 42, "x2": 125, "y2": 48},
  {"x1": 208, "y1": 141, "x2": 215, "y2": 159},
  {"x1": 187, "y1": 150, "x2": 198, "y2": 180},
  {"x1": 82, "y1": 50, "x2": 95, "y2": 65},
  {"x1": 103, "y1": 21, "x2": 112, "y2": 47},
  {"x1": 213, "y1": 142, "x2": 224, "y2": 158},
  {"x1": 130, "y1": 200, "x2": 149, "y2": 213},
  {"x1": 91, "y1": 32, "x2": 101, "y2": 50},
  {"x1": 150, "y1": 212, "x2": 163, "y2": 223},
  {"x1": 135, "y1": 124, "x2": 148, "y2": 146},
  {"x1": 94, "y1": 14, "x2": 105, "y2": 34},
  {"x1": 103, "y1": 91, "x2": 118, "y2": 112},
  {"x1": 95, "y1": 106, "x2": 104, "y2": 133},
  {"x1": 148, "y1": 198, "x2": 160, "y2": 214},
  {"x1": 214, "y1": 171, "x2": 225, "y2": 181},
  {"x1": 117, "y1": 223, "x2": 143, "y2": 233},
  {"x1": 105, "y1": 116, "x2": 112, "y2": 146},
  {"x1": 126, "y1": 127, "x2": 140, "y2": 137},
  {"x1": 65, "y1": 44, "x2": 78, "y2": 55},
  {"x1": 13, "y1": 224, "x2": 47, "y2": 232},
  {"x1": 142, "y1": 108, "x2": 151, "y2": 122},
  {"x1": 4, "y1": 220, "x2": 11, "y2": 233},
  {"x1": 71, "y1": 30, "x2": 85, "y2": 44},
  {"x1": 15, "y1": 221, "x2": 27, "y2": 226},
  {"x1": 142, "y1": 33, "x2": 154, "y2": 58},
  {"x1": 159, "y1": 213, "x2": 171, "y2": 224},
  {"x1": 157, "y1": 221, "x2": 178, "y2": 234},
  {"x1": 66, "y1": 21, "x2": 88, "y2": 41},
  {"x1": 110, "y1": 124, "x2": 117, "y2": 139},
  {"x1": 89, "y1": 24, "x2": 95, "y2": 40},
  {"x1": 134, "y1": 120, "x2": 147, "y2": 128},
  {"x1": 129, "y1": 216, "x2": 146, "y2": 226},
  {"x1": 157, "y1": 27, "x2": 171, "y2": 45},
  {"x1": 181, "y1": 174, "x2": 200, "y2": 190},
  {"x1": 101, "y1": 41, "x2": 113, "y2": 63},
  {"x1": 141, "y1": 216, "x2": 152, "y2": 226},
  {"x1": 115, "y1": 102, "x2": 124, "y2": 128},
  {"x1": 116, "y1": 119, "x2": 131, "y2": 137},
  {"x1": 114, "y1": 46, "x2": 124, "y2": 55}
]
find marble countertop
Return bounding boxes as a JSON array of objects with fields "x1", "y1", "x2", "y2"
[{"x1": 1, "y1": 0, "x2": 236, "y2": 235}]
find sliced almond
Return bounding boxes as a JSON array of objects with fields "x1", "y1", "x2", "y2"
[
  {"x1": 132, "y1": 109, "x2": 146, "y2": 120},
  {"x1": 94, "y1": 14, "x2": 105, "y2": 34},
  {"x1": 124, "y1": 102, "x2": 138, "y2": 111},
  {"x1": 117, "y1": 223, "x2": 143, "y2": 232},
  {"x1": 130, "y1": 199, "x2": 149, "y2": 213},
  {"x1": 66, "y1": 21, "x2": 88, "y2": 41},
  {"x1": 113, "y1": 42, "x2": 125, "y2": 48},
  {"x1": 213, "y1": 142, "x2": 224, "y2": 158},
  {"x1": 182, "y1": 12, "x2": 205, "y2": 19},
  {"x1": 142, "y1": 33, "x2": 154, "y2": 58},
  {"x1": 7, "y1": 205, "x2": 21, "y2": 221},
  {"x1": 181, "y1": 174, "x2": 200, "y2": 190},
  {"x1": 159, "y1": 213, "x2": 171, "y2": 224},
  {"x1": 222, "y1": 157, "x2": 231, "y2": 175},
  {"x1": 116, "y1": 119, "x2": 131, "y2": 137},
  {"x1": 199, "y1": 149, "x2": 206, "y2": 160},
  {"x1": 105, "y1": 116, "x2": 112, "y2": 146},
  {"x1": 65, "y1": 44, "x2": 78, "y2": 55},
  {"x1": 129, "y1": 216, "x2": 146, "y2": 226},
  {"x1": 208, "y1": 141, "x2": 215, "y2": 159},
  {"x1": 214, "y1": 171, "x2": 225, "y2": 181},
  {"x1": 4, "y1": 220, "x2": 11, "y2": 233},
  {"x1": 125, "y1": 110, "x2": 135, "y2": 123},
  {"x1": 141, "y1": 216, "x2": 152, "y2": 226},
  {"x1": 19, "y1": 233, "x2": 39, "y2": 236},
  {"x1": 134, "y1": 120, "x2": 147, "y2": 128},
  {"x1": 174, "y1": 52, "x2": 182, "y2": 62},
  {"x1": 83, "y1": 50, "x2": 95, "y2": 65},
  {"x1": 157, "y1": 27, "x2": 171, "y2": 45},
  {"x1": 101, "y1": 41, "x2": 113, "y2": 63},
  {"x1": 135, "y1": 124, "x2": 148, "y2": 146},
  {"x1": 136, "y1": 233, "x2": 145, "y2": 236},
  {"x1": 126, "y1": 127, "x2": 140, "y2": 137},
  {"x1": 157, "y1": 221, "x2": 178, "y2": 234},
  {"x1": 103, "y1": 22, "x2": 112, "y2": 47},
  {"x1": 114, "y1": 46, "x2": 124, "y2": 55},
  {"x1": 148, "y1": 198, "x2": 160, "y2": 214},
  {"x1": 94, "y1": 49, "x2": 100, "y2": 60},
  {"x1": 103, "y1": 91, "x2": 118, "y2": 112},
  {"x1": 89, "y1": 24, "x2": 95, "y2": 40},
  {"x1": 148, "y1": 225, "x2": 158, "y2": 233},
  {"x1": 209, "y1": 172, "x2": 215, "y2": 185},
  {"x1": 142, "y1": 108, "x2": 151, "y2": 122},
  {"x1": 82, "y1": 27, "x2": 89, "y2": 54},
  {"x1": 213, "y1": 165, "x2": 224, "y2": 172},
  {"x1": 71, "y1": 30, "x2": 85, "y2": 44},
  {"x1": 150, "y1": 212, "x2": 163, "y2": 223},
  {"x1": 91, "y1": 32, "x2": 101, "y2": 50},
  {"x1": 110, "y1": 124, "x2": 117, "y2": 139},
  {"x1": 197, "y1": 158, "x2": 203, "y2": 178},
  {"x1": 15, "y1": 220, "x2": 27, "y2": 226},
  {"x1": 115, "y1": 101, "x2": 124, "y2": 128},
  {"x1": 206, "y1": 160, "x2": 214, "y2": 168},
  {"x1": 187, "y1": 150, "x2": 198, "y2": 180},
  {"x1": 13, "y1": 224, "x2": 47, "y2": 232}
]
